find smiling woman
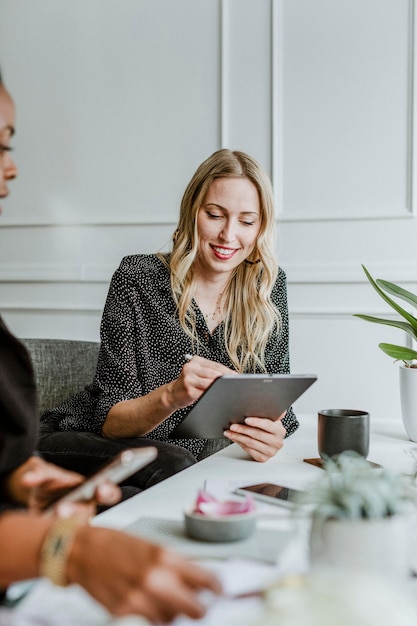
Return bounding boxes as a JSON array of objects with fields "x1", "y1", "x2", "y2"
[
  {"x1": 170, "y1": 149, "x2": 280, "y2": 374},
  {"x1": 39, "y1": 149, "x2": 299, "y2": 470}
]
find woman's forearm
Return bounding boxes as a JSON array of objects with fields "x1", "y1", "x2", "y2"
[
  {"x1": 101, "y1": 356, "x2": 234, "y2": 440},
  {"x1": 0, "y1": 512, "x2": 52, "y2": 587},
  {"x1": 101, "y1": 381, "x2": 178, "y2": 439}
]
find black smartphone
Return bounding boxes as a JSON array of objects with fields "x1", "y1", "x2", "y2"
[
  {"x1": 50, "y1": 446, "x2": 158, "y2": 507},
  {"x1": 235, "y1": 482, "x2": 305, "y2": 509}
]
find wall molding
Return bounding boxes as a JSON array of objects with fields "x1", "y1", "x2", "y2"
[
  {"x1": 272, "y1": 0, "x2": 416, "y2": 222},
  {"x1": 0, "y1": 263, "x2": 114, "y2": 283},
  {"x1": 285, "y1": 261, "x2": 417, "y2": 284},
  {"x1": 219, "y1": 0, "x2": 228, "y2": 148},
  {"x1": 0, "y1": 212, "x2": 415, "y2": 229},
  {"x1": 289, "y1": 310, "x2": 399, "y2": 318},
  {"x1": 0, "y1": 219, "x2": 179, "y2": 229},
  {"x1": 0, "y1": 260, "x2": 416, "y2": 285},
  {"x1": 272, "y1": 0, "x2": 283, "y2": 212},
  {"x1": 0, "y1": 303, "x2": 403, "y2": 318},
  {"x1": 279, "y1": 211, "x2": 416, "y2": 223},
  {"x1": 408, "y1": 0, "x2": 416, "y2": 216},
  {"x1": 0, "y1": 304, "x2": 101, "y2": 314}
]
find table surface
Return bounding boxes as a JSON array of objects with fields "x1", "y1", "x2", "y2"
[
  {"x1": 7, "y1": 413, "x2": 417, "y2": 626},
  {"x1": 91, "y1": 412, "x2": 417, "y2": 626},
  {"x1": 94, "y1": 412, "x2": 417, "y2": 533}
]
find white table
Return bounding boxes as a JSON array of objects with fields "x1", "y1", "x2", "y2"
[
  {"x1": 91, "y1": 413, "x2": 417, "y2": 625},
  {"x1": 7, "y1": 413, "x2": 417, "y2": 626},
  {"x1": 94, "y1": 412, "x2": 416, "y2": 533}
]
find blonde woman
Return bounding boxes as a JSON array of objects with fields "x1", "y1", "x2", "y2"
[{"x1": 41, "y1": 149, "x2": 298, "y2": 466}]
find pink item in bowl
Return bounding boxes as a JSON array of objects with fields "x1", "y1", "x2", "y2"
[
  {"x1": 184, "y1": 489, "x2": 257, "y2": 542},
  {"x1": 194, "y1": 488, "x2": 256, "y2": 516}
]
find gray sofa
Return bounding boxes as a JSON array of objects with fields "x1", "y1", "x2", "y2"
[
  {"x1": 22, "y1": 338, "x2": 229, "y2": 461},
  {"x1": 22, "y1": 338, "x2": 100, "y2": 417}
]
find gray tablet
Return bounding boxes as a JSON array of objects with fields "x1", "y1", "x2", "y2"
[{"x1": 171, "y1": 373, "x2": 317, "y2": 439}]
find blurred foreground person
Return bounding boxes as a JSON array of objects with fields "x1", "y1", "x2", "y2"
[{"x1": 0, "y1": 68, "x2": 220, "y2": 622}]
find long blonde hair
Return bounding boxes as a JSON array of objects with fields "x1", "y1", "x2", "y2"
[{"x1": 162, "y1": 149, "x2": 280, "y2": 372}]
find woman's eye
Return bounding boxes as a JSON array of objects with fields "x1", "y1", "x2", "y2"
[
  {"x1": 207, "y1": 212, "x2": 222, "y2": 220},
  {"x1": 241, "y1": 220, "x2": 256, "y2": 226}
]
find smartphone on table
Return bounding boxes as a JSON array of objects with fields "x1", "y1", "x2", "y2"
[
  {"x1": 51, "y1": 446, "x2": 158, "y2": 507},
  {"x1": 235, "y1": 482, "x2": 306, "y2": 509}
]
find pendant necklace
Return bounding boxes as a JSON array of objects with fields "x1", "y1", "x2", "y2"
[{"x1": 204, "y1": 291, "x2": 223, "y2": 322}]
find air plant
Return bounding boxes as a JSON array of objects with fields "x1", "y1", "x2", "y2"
[{"x1": 297, "y1": 451, "x2": 412, "y2": 520}]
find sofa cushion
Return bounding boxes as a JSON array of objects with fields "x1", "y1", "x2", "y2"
[{"x1": 22, "y1": 338, "x2": 99, "y2": 416}]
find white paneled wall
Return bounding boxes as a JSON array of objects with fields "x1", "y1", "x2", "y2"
[
  {"x1": 1, "y1": 0, "x2": 417, "y2": 426},
  {"x1": 281, "y1": 0, "x2": 413, "y2": 220}
]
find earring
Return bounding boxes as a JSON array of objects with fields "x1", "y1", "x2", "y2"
[{"x1": 244, "y1": 258, "x2": 261, "y2": 265}]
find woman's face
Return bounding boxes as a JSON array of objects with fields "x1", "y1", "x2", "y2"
[
  {"x1": 195, "y1": 176, "x2": 261, "y2": 279},
  {"x1": 0, "y1": 86, "x2": 17, "y2": 214}
]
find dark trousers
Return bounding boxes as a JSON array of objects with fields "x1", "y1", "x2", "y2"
[{"x1": 37, "y1": 430, "x2": 197, "y2": 501}]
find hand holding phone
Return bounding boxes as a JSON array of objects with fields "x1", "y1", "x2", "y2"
[{"x1": 51, "y1": 446, "x2": 158, "y2": 507}]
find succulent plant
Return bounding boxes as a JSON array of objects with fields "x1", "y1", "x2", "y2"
[
  {"x1": 298, "y1": 451, "x2": 412, "y2": 520},
  {"x1": 354, "y1": 265, "x2": 417, "y2": 367}
]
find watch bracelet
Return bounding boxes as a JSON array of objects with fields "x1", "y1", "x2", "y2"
[{"x1": 39, "y1": 518, "x2": 80, "y2": 587}]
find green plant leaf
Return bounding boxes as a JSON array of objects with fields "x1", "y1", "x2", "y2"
[
  {"x1": 360, "y1": 265, "x2": 417, "y2": 334},
  {"x1": 353, "y1": 314, "x2": 417, "y2": 341},
  {"x1": 376, "y1": 279, "x2": 417, "y2": 310},
  {"x1": 379, "y1": 343, "x2": 417, "y2": 361}
]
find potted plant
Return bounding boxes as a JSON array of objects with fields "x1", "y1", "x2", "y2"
[
  {"x1": 255, "y1": 455, "x2": 417, "y2": 625},
  {"x1": 354, "y1": 264, "x2": 417, "y2": 441},
  {"x1": 299, "y1": 452, "x2": 414, "y2": 580}
]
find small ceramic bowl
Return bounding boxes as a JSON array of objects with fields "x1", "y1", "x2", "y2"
[{"x1": 184, "y1": 508, "x2": 257, "y2": 542}]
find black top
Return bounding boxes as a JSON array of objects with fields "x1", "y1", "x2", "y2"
[
  {"x1": 0, "y1": 316, "x2": 38, "y2": 510},
  {"x1": 45, "y1": 254, "x2": 299, "y2": 458}
]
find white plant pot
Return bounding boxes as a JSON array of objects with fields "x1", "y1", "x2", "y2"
[
  {"x1": 310, "y1": 515, "x2": 410, "y2": 581},
  {"x1": 400, "y1": 364, "x2": 417, "y2": 442}
]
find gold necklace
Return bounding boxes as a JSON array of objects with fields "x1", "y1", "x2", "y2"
[{"x1": 204, "y1": 291, "x2": 223, "y2": 321}]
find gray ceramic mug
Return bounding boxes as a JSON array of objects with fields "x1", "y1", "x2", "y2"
[{"x1": 318, "y1": 409, "x2": 370, "y2": 459}]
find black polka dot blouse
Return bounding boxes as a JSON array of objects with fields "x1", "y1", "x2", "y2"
[{"x1": 53, "y1": 254, "x2": 299, "y2": 458}]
